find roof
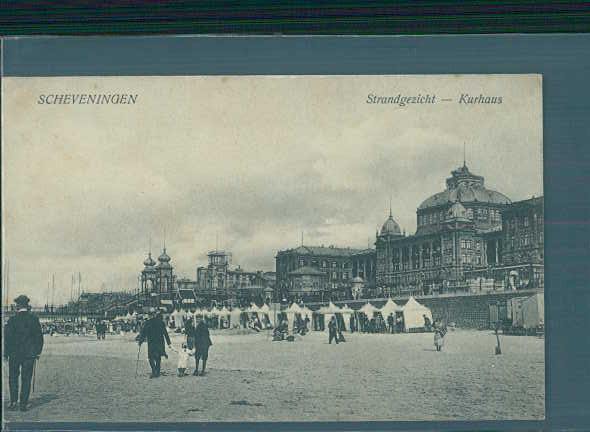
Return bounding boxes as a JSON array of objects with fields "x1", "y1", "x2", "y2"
[
  {"x1": 502, "y1": 196, "x2": 544, "y2": 214},
  {"x1": 418, "y1": 164, "x2": 511, "y2": 210},
  {"x1": 289, "y1": 266, "x2": 327, "y2": 276},
  {"x1": 381, "y1": 210, "x2": 402, "y2": 236},
  {"x1": 177, "y1": 289, "x2": 196, "y2": 299},
  {"x1": 280, "y1": 245, "x2": 363, "y2": 257}
]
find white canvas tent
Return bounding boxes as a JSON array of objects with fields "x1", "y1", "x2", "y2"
[
  {"x1": 402, "y1": 297, "x2": 432, "y2": 331},
  {"x1": 258, "y1": 303, "x2": 274, "y2": 327},
  {"x1": 300, "y1": 306, "x2": 313, "y2": 329},
  {"x1": 359, "y1": 302, "x2": 378, "y2": 318},
  {"x1": 171, "y1": 309, "x2": 186, "y2": 329},
  {"x1": 379, "y1": 298, "x2": 402, "y2": 319},
  {"x1": 286, "y1": 303, "x2": 303, "y2": 332},
  {"x1": 320, "y1": 302, "x2": 341, "y2": 330},
  {"x1": 230, "y1": 307, "x2": 242, "y2": 328},
  {"x1": 340, "y1": 304, "x2": 354, "y2": 331}
]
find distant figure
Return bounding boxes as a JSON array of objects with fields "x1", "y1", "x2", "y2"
[
  {"x1": 387, "y1": 313, "x2": 395, "y2": 334},
  {"x1": 137, "y1": 308, "x2": 171, "y2": 378},
  {"x1": 185, "y1": 317, "x2": 195, "y2": 350},
  {"x1": 193, "y1": 316, "x2": 213, "y2": 376},
  {"x1": 433, "y1": 321, "x2": 447, "y2": 352},
  {"x1": 328, "y1": 316, "x2": 339, "y2": 344},
  {"x1": 423, "y1": 314, "x2": 432, "y2": 332},
  {"x1": 3, "y1": 295, "x2": 44, "y2": 412},
  {"x1": 350, "y1": 315, "x2": 356, "y2": 333},
  {"x1": 396, "y1": 314, "x2": 404, "y2": 333}
]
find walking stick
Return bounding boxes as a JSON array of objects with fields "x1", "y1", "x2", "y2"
[
  {"x1": 32, "y1": 357, "x2": 37, "y2": 394},
  {"x1": 135, "y1": 344, "x2": 142, "y2": 378}
]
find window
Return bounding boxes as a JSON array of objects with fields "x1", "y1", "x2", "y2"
[
  {"x1": 331, "y1": 262, "x2": 337, "y2": 268},
  {"x1": 539, "y1": 231, "x2": 544, "y2": 244},
  {"x1": 524, "y1": 216, "x2": 529, "y2": 227},
  {"x1": 461, "y1": 240, "x2": 467, "y2": 249},
  {"x1": 322, "y1": 261, "x2": 326, "y2": 268},
  {"x1": 299, "y1": 259, "x2": 305, "y2": 267},
  {"x1": 341, "y1": 262, "x2": 346, "y2": 269},
  {"x1": 476, "y1": 241, "x2": 481, "y2": 251},
  {"x1": 332, "y1": 272, "x2": 337, "y2": 279},
  {"x1": 524, "y1": 234, "x2": 530, "y2": 246},
  {"x1": 466, "y1": 208, "x2": 473, "y2": 219}
]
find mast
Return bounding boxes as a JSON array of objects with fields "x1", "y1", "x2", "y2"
[{"x1": 51, "y1": 273, "x2": 55, "y2": 309}]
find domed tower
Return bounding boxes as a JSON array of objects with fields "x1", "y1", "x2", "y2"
[
  {"x1": 375, "y1": 204, "x2": 404, "y2": 291},
  {"x1": 140, "y1": 252, "x2": 158, "y2": 304},
  {"x1": 156, "y1": 247, "x2": 174, "y2": 294},
  {"x1": 416, "y1": 163, "x2": 511, "y2": 234},
  {"x1": 380, "y1": 207, "x2": 403, "y2": 238}
]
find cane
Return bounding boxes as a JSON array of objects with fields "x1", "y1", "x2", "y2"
[
  {"x1": 135, "y1": 344, "x2": 142, "y2": 378},
  {"x1": 32, "y1": 357, "x2": 37, "y2": 393}
]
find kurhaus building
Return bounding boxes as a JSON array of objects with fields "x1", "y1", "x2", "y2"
[{"x1": 376, "y1": 163, "x2": 544, "y2": 296}]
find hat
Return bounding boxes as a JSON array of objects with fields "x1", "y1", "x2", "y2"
[
  {"x1": 14, "y1": 295, "x2": 30, "y2": 308},
  {"x1": 148, "y1": 307, "x2": 157, "y2": 315}
]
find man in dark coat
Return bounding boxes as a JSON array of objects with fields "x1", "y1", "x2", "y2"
[
  {"x1": 137, "y1": 308, "x2": 171, "y2": 378},
  {"x1": 3, "y1": 295, "x2": 44, "y2": 411},
  {"x1": 328, "y1": 316, "x2": 339, "y2": 344},
  {"x1": 192, "y1": 316, "x2": 212, "y2": 376}
]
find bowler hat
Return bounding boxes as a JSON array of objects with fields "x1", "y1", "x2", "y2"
[{"x1": 14, "y1": 295, "x2": 30, "y2": 307}]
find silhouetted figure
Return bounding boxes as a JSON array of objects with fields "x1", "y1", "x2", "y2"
[
  {"x1": 4, "y1": 295, "x2": 44, "y2": 412},
  {"x1": 137, "y1": 308, "x2": 171, "y2": 378},
  {"x1": 193, "y1": 316, "x2": 212, "y2": 376}
]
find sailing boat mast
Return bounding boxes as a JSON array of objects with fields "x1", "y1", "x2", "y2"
[{"x1": 51, "y1": 273, "x2": 55, "y2": 309}]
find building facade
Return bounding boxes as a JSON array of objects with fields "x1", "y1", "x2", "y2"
[
  {"x1": 275, "y1": 245, "x2": 363, "y2": 302},
  {"x1": 376, "y1": 164, "x2": 543, "y2": 296},
  {"x1": 465, "y1": 196, "x2": 544, "y2": 291},
  {"x1": 139, "y1": 248, "x2": 176, "y2": 309},
  {"x1": 196, "y1": 250, "x2": 275, "y2": 303}
]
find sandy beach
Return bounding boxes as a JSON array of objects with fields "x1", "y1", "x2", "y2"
[{"x1": 2, "y1": 328, "x2": 544, "y2": 423}]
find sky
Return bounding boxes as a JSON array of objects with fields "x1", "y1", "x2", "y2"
[{"x1": 2, "y1": 75, "x2": 543, "y2": 306}]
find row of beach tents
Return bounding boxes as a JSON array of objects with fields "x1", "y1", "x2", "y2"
[{"x1": 119, "y1": 297, "x2": 433, "y2": 333}]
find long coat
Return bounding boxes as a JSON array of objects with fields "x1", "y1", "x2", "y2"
[
  {"x1": 4, "y1": 311, "x2": 44, "y2": 359},
  {"x1": 193, "y1": 322, "x2": 212, "y2": 352},
  {"x1": 138, "y1": 317, "x2": 171, "y2": 356}
]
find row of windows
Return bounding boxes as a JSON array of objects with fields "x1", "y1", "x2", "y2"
[
  {"x1": 460, "y1": 239, "x2": 481, "y2": 250},
  {"x1": 507, "y1": 232, "x2": 544, "y2": 249},
  {"x1": 506, "y1": 213, "x2": 543, "y2": 231},
  {"x1": 298, "y1": 259, "x2": 349, "y2": 269},
  {"x1": 419, "y1": 207, "x2": 502, "y2": 225}
]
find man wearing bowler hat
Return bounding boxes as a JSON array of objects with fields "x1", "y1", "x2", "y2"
[
  {"x1": 137, "y1": 308, "x2": 171, "y2": 378},
  {"x1": 3, "y1": 295, "x2": 44, "y2": 411}
]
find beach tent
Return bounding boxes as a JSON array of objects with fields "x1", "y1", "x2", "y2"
[
  {"x1": 401, "y1": 297, "x2": 433, "y2": 331},
  {"x1": 359, "y1": 302, "x2": 378, "y2": 317},
  {"x1": 286, "y1": 303, "x2": 303, "y2": 332},
  {"x1": 300, "y1": 306, "x2": 313, "y2": 330},
  {"x1": 320, "y1": 302, "x2": 342, "y2": 330},
  {"x1": 210, "y1": 306, "x2": 221, "y2": 317},
  {"x1": 379, "y1": 298, "x2": 402, "y2": 319},
  {"x1": 521, "y1": 293, "x2": 544, "y2": 330},
  {"x1": 219, "y1": 306, "x2": 231, "y2": 317},
  {"x1": 340, "y1": 304, "x2": 354, "y2": 331},
  {"x1": 171, "y1": 309, "x2": 186, "y2": 329},
  {"x1": 258, "y1": 303, "x2": 274, "y2": 327},
  {"x1": 230, "y1": 307, "x2": 242, "y2": 328}
]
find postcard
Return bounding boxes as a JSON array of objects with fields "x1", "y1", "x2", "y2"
[{"x1": 2, "y1": 74, "x2": 543, "y2": 423}]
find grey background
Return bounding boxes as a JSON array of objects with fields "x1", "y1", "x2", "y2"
[{"x1": 2, "y1": 34, "x2": 590, "y2": 431}]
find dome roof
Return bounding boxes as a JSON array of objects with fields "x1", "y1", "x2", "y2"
[
  {"x1": 419, "y1": 164, "x2": 510, "y2": 210},
  {"x1": 381, "y1": 210, "x2": 402, "y2": 236},
  {"x1": 143, "y1": 253, "x2": 156, "y2": 267},
  {"x1": 352, "y1": 276, "x2": 364, "y2": 283},
  {"x1": 158, "y1": 248, "x2": 171, "y2": 263}
]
